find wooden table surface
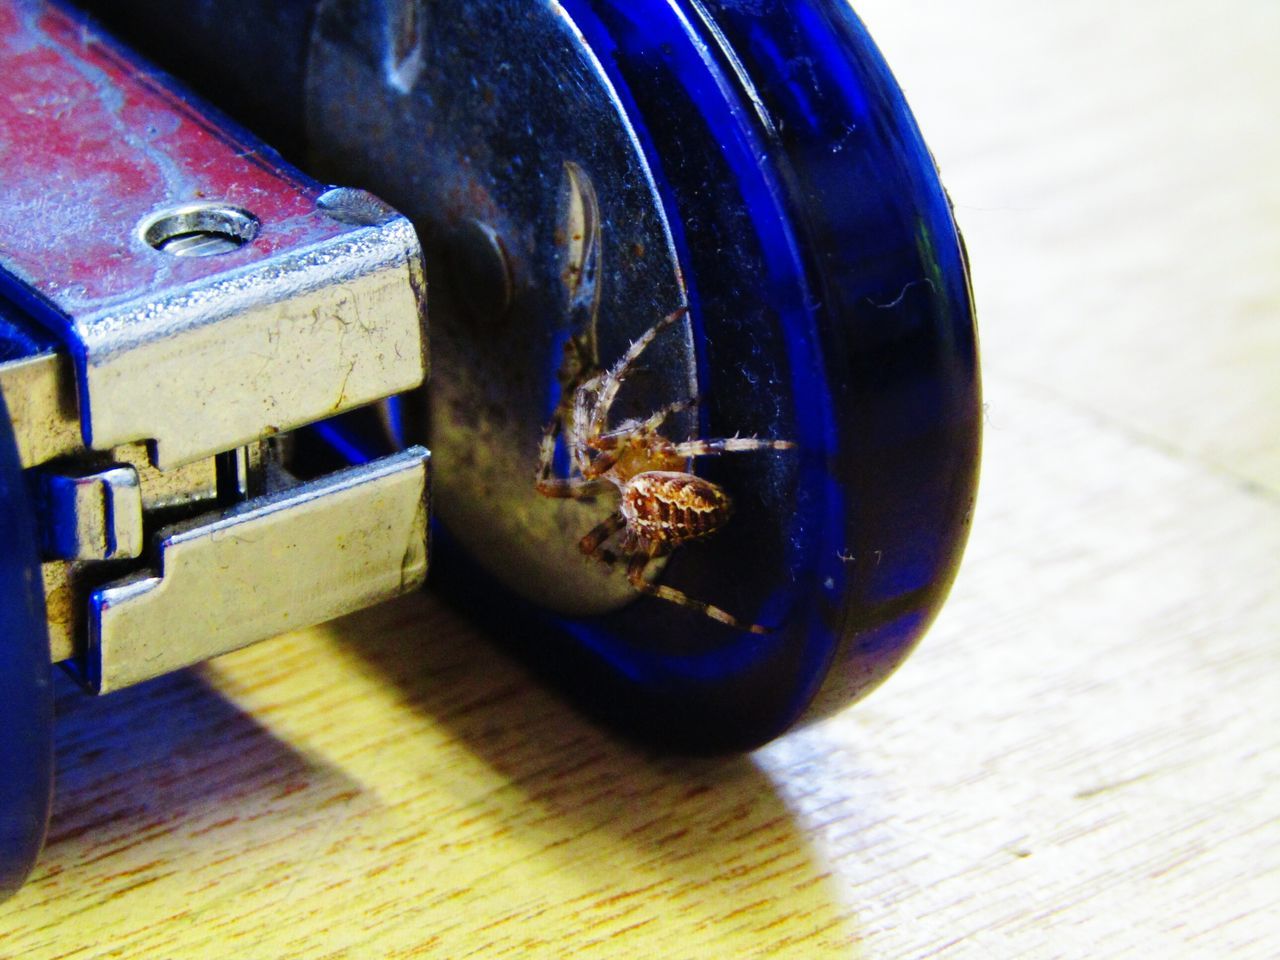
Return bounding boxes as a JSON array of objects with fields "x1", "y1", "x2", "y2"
[{"x1": 3, "y1": 1, "x2": 1278, "y2": 956}]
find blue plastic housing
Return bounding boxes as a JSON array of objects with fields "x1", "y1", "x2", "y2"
[
  {"x1": 435, "y1": 0, "x2": 980, "y2": 749},
  {"x1": 0, "y1": 356, "x2": 54, "y2": 898}
]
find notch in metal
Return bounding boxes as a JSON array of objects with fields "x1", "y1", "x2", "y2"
[{"x1": 87, "y1": 447, "x2": 430, "y2": 694}]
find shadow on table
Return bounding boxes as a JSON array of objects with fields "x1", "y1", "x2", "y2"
[
  {"x1": 32, "y1": 666, "x2": 363, "y2": 890},
  {"x1": 17, "y1": 592, "x2": 861, "y2": 956},
  {"x1": 328, "y1": 591, "x2": 863, "y2": 956}
]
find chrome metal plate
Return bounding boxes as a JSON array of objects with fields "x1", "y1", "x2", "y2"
[
  {"x1": 0, "y1": 2, "x2": 426, "y2": 469},
  {"x1": 306, "y1": 0, "x2": 693, "y2": 614},
  {"x1": 89, "y1": 447, "x2": 430, "y2": 693}
]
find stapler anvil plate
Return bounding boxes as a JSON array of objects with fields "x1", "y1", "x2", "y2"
[{"x1": 1, "y1": 0, "x2": 980, "y2": 897}]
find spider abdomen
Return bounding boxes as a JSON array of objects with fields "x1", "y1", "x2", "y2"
[{"x1": 620, "y1": 471, "x2": 733, "y2": 552}]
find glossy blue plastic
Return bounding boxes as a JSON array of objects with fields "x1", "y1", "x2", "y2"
[
  {"x1": 435, "y1": 0, "x2": 979, "y2": 749},
  {"x1": 0, "y1": 342, "x2": 54, "y2": 897}
]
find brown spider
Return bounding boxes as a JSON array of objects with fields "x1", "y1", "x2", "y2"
[{"x1": 535, "y1": 307, "x2": 795, "y2": 634}]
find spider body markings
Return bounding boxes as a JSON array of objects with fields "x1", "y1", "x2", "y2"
[{"x1": 536, "y1": 308, "x2": 794, "y2": 634}]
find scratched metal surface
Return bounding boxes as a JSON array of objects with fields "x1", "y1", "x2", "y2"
[{"x1": 0, "y1": 1, "x2": 347, "y2": 317}]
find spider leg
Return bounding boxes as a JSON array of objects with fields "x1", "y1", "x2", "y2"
[
  {"x1": 558, "y1": 337, "x2": 595, "y2": 400},
  {"x1": 626, "y1": 554, "x2": 770, "y2": 635},
  {"x1": 670, "y1": 436, "x2": 796, "y2": 458},
  {"x1": 536, "y1": 406, "x2": 566, "y2": 486},
  {"x1": 536, "y1": 394, "x2": 610, "y2": 497},
  {"x1": 594, "y1": 395, "x2": 701, "y2": 449},
  {"x1": 645, "y1": 394, "x2": 701, "y2": 433},
  {"x1": 571, "y1": 373, "x2": 606, "y2": 475},
  {"x1": 579, "y1": 510, "x2": 626, "y2": 557},
  {"x1": 542, "y1": 325, "x2": 607, "y2": 485},
  {"x1": 591, "y1": 307, "x2": 688, "y2": 435}
]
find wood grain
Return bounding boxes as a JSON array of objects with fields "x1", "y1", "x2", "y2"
[{"x1": 3, "y1": 1, "x2": 1278, "y2": 956}]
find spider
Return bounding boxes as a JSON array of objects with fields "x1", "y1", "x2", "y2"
[{"x1": 535, "y1": 307, "x2": 794, "y2": 634}]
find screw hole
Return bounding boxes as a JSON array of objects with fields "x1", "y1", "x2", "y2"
[{"x1": 140, "y1": 203, "x2": 259, "y2": 257}]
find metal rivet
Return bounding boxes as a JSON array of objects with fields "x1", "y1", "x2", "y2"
[{"x1": 140, "y1": 203, "x2": 258, "y2": 257}]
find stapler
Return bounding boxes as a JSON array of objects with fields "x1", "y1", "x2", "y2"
[{"x1": 0, "y1": 0, "x2": 979, "y2": 897}]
